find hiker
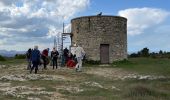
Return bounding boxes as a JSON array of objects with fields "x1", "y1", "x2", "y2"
[
  {"x1": 72, "y1": 44, "x2": 77, "y2": 62},
  {"x1": 30, "y1": 46, "x2": 40, "y2": 74},
  {"x1": 63, "y1": 47, "x2": 69, "y2": 65},
  {"x1": 41, "y1": 48, "x2": 49, "y2": 70},
  {"x1": 66, "y1": 52, "x2": 76, "y2": 69},
  {"x1": 51, "y1": 47, "x2": 59, "y2": 69},
  {"x1": 68, "y1": 52, "x2": 73, "y2": 61},
  {"x1": 75, "y1": 44, "x2": 85, "y2": 72},
  {"x1": 26, "y1": 48, "x2": 32, "y2": 70}
]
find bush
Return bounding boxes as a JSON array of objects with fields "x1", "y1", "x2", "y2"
[
  {"x1": 140, "y1": 47, "x2": 150, "y2": 57},
  {"x1": 84, "y1": 60, "x2": 100, "y2": 65},
  {"x1": 0, "y1": 55, "x2": 6, "y2": 61},
  {"x1": 130, "y1": 48, "x2": 170, "y2": 58},
  {"x1": 129, "y1": 53, "x2": 140, "y2": 58},
  {"x1": 15, "y1": 54, "x2": 26, "y2": 59},
  {"x1": 112, "y1": 59, "x2": 131, "y2": 65}
]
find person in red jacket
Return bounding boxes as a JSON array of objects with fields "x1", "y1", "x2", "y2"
[
  {"x1": 41, "y1": 48, "x2": 49, "y2": 69},
  {"x1": 66, "y1": 52, "x2": 76, "y2": 68}
]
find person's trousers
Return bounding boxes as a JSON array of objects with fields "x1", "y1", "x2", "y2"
[
  {"x1": 27, "y1": 59, "x2": 31, "y2": 70},
  {"x1": 61, "y1": 55, "x2": 65, "y2": 67},
  {"x1": 42, "y1": 56, "x2": 47, "y2": 69},
  {"x1": 75, "y1": 57, "x2": 83, "y2": 71},
  {"x1": 52, "y1": 58, "x2": 58, "y2": 69},
  {"x1": 30, "y1": 61, "x2": 39, "y2": 74}
]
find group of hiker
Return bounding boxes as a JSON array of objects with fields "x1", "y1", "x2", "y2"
[{"x1": 26, "y1": 44, "x2": 85, "y2": 74}]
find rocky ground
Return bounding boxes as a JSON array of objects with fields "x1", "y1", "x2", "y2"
[{"x1": 0, "y1": 63, "x2": 169, "y2": 100}]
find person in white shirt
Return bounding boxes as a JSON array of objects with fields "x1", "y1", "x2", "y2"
[{"x1": 75, "y1": 44, "x2": 85, "y2": 72}]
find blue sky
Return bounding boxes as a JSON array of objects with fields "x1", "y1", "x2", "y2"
[{"x1": 0, "y1": 0, "x2": 170, "y2": 53}]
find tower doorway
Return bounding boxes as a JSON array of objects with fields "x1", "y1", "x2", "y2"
[{"x1": 100, "y1": 44, "x2": 109, "y2": 64}]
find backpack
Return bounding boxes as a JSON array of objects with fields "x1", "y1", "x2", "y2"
[{"x1": 26, "y1": 51, "x2": 31, "y2": 59}]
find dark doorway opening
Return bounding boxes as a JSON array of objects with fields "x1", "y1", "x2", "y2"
[{"x1": 100, "y1": 44, "x2": 109, "y2": 64}]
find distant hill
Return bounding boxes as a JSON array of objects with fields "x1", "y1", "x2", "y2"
[{"x1": 0, "y1": 50, "x2": 26, "y2": 57}]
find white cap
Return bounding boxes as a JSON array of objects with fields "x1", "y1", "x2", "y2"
[
  {"x1": 74, "y1": 43, "x2": 77, "y2": 46},
  {"x1": 34, "y1": 45, "x2": 38, "y2": 49}
]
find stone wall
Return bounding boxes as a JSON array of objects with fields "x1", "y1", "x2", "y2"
[{"x1": 71, "y1": 15, "x2": 127, "y2": 63}]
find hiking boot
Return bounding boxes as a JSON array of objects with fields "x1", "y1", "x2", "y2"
[
  {"x1": 30, "y1": 70, "x2": 32, "y2": 74},
  {"x1": 75, "y1": 68, "x2": 78, "y2": 72},
  {"x1": 78, "y1": 70, "x2": 82, "y2": 72}
]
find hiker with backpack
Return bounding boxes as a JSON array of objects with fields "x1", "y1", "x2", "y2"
[
  {"x1": 30, "y1": 46, "x2": 41, "y2": 74},
  {"x1": 63, "y1": 47, "x2": 69, "y2": 65},
  {"x1": 41, "y1": 48, "x2": 49, "y2": 70},
  {"x1": 26, "y1": 48, "x2": 32, "y2": 70}
]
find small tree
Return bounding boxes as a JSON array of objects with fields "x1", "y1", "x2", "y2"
[
  {"x1": 140, "y1": 47, "x2": 149, "y2": 57},
  {"x1": 159, "y1": 50, "x2": 163, "y2": 55},
  {"x1": 0, "y1": 55, "x2": 6, "y2": 61}
]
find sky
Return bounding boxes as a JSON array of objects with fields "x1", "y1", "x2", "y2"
[{"x1": 0, "y1": 0, "x2": 170, "y2": 53}]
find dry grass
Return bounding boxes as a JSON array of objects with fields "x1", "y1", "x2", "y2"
[{"x1": 0, "y1": 58, "x2": 170, "y2": 100}]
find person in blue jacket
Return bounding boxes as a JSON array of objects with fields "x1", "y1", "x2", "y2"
[{"x1": 30, "y1": 45, "x2": 40, "y2": 74}]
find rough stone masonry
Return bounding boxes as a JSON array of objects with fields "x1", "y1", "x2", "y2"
[{"x1": 71, "y1": 15, "x2": 127, "y2": 63}]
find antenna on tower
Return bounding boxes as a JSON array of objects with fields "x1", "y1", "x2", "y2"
[{"x1": 54, "y1": 36, "x2": 56, "y2": 48}]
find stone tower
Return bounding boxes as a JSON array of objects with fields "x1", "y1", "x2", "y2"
[{"x1": 71, "y1": 15, "x2": 127, "y2": 63}]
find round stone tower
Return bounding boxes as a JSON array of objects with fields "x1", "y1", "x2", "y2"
[{"x1": 71, "y1": 15, "x2": 127, "y2": 63}]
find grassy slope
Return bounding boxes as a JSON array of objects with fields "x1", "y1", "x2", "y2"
[
  {"x1": 0, "y1": 58, "x2": 170, "y2": 100},
  {"x1": 112, "y1": 57, "x2": 170, "y2": 76},
  {"x1": 0, "y1": 58, "x2": 26, "y2": 65}
]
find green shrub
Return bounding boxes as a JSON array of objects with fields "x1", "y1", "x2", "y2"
[
  {"x1": 15, "y1": 54, "x2": 26, "y2": 59},
  {"x1": 0, "y1": 55, "x2": 6, "y2": 61},
  {"x1": 112, "y1": 59, "x2": 131, "y2": 65},
  {"x1": 129, "y1": 53, "x2": 140, "y2": 58},
  {"x1": 85, "y1": 60, "x2": 100, "y2": 65}
]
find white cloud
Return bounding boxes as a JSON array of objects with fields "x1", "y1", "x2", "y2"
[
  {"x1": 0, "y1": 0, "x2": 16, "y2": 6},
  {"x1": 0, "y1": 0, "x2": 90, "y2": 50},
  {"x1": 56, "y1": 0, "x2": 90, "y2": 19},
  {"x1": 47, "y1": 26, "x2": 61, "y2": 38},
  {"x1": 118, "y1": 7, "x2": 170, "y2": 35},
  {"x1": 0, "y1": 38, "x2": 7, "y2": 45},
  {"x1": 64, "y1": 24, "x2": 71, "y2": 33}
]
